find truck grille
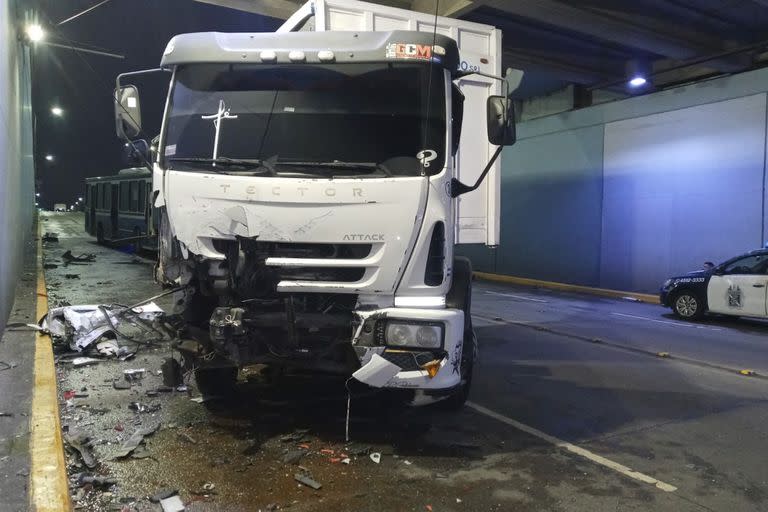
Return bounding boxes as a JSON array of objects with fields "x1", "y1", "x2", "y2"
[
  {"x1": 213, "y1": 239, "x2": 372, "y2": 259},
  {"x1": 381, "y1": 350, "x2": 441, "y2": 371},
  {"x1": 278, "y1": 267, "x2": 366, "y2": 282}
]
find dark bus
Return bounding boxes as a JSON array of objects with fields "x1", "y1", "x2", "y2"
[{"x1": 84, "y1": 168, "x2": 157, "y2": 251}]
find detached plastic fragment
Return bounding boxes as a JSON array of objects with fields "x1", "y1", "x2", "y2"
[
  {"x1": 65, "y1": 434, "x2": 98, "y2": 469},
  {"x1": 62, "y1": 250, "x2": 96, "y2": 263},
  {"x1": 351, "y1": 354, "x2": 401, "y2": 388},
  {"x1": 294, "y1": 472, "x2": 322, "y2": 490},
  {"x1": 43, "y1": 302, "x2": 165, "y2": 351},
  {"x1": 160, "y1": 494, "x2": 186, "y2": 512},
  {"x1": 108, "y1": 423, "x2": 160, "y2": 459}
]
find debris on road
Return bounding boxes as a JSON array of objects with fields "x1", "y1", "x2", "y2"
[
  {"x1": 43, "y1": 263, "x2": 58, "y2": 269},
  {"x1": 71, "y1": 357, "x2": 102, "y2": 367},
  {"x1": 76, "y1": 473, "x2": 118, "y2": 488},
  {"x1": 282, "y1": 449, "x2": 306, "y2": 465},
  {"x1": 42, "y1": 232, "x2": 59, "y2": 242},
  {"x1": 369, "y1": 452, "x2": 381, "y2": 464},
  {"x1": 294, "y1": 472, "x2": 322, "y2": 490},
  {"x1": 65, "y1": 434, "x2": 98, "y2": 469},
  {"x1": 96, "y1": 339, "x2": 119, "y2": 357},
  {"x1": 150, "y1": 488, "x2": 179, "y2": 503},
  {"x1": 112, "y1": 379, "x2": 131, "y2": 390},
  {"x1": 177, "y1": 431, "x2": 197, "y2": 444},
  {"x1": 64, "y1": 274, "x2": 80, "y2": 279},
  {"x1": 161, "y1": 357, "x2": 183, "y2": 387},
  {"x1": 346, "y1": 443, "x2": 371, "y2": 456},
  {"x1": 160, "y1": 494, "x2": 186, "y2": 512},
  {"x1": 108, "y1": 423, "x2": 160, "y2": 459},
  {"x1": 43, "y1": 302, "x2": 166, "y2": 351},
  {"x1": 62, "y1": 250, "x2": 96, "y2": 263},
  {"x1": 123, "y1": 368, "x2": 146, "y2": 382}
]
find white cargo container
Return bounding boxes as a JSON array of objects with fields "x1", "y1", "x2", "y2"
[{"x1": 280, "y1": 0, "x2": 503, "y2": 246}]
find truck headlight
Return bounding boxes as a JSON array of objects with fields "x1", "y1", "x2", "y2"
[{"x1": 384, "y1": 321, "x2": 444, "y2": 349}]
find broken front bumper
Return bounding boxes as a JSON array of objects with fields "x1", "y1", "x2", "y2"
[{"x1": 352, "y1": 307, "x2": 464, "y2": 392}]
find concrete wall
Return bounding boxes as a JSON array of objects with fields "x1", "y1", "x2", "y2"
[
  {"x1": 459, "y1": 67, "x2": 768, "y2": 293},
  {"x1": 0, "y1": 1, "x2": 35, "y2": 332}
]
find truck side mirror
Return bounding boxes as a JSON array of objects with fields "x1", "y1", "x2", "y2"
[
  {"x1": 486, "y1": 95, "x2": 516, "y2": 146},
  {"x1": 115, "y1": 85, "x2": 142, "y2": 140}
]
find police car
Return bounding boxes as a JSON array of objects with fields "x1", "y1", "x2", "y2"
[{"x1": 660, "y1": 249, "x2": 768, "y2": 320}]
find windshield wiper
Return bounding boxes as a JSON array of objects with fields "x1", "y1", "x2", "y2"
[
  {"x1": 275, "y1": 160, "x2": 393, "y2": 177},
  {"x1": 168, "y1": 157, "x2": 276, "y2": 175}
]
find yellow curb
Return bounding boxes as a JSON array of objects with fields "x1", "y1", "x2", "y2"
[
  {"x1": 474, "y1": 272, "x2": 660, "y2": 304},
  {"x1": 30, "y1": 219, "x2": 71, "y2": 511}
]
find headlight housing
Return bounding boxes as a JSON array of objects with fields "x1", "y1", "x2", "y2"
[
  {"x1": 383, "y1": 321, "x2": 444, "y2": 349},
  {"x1": 662, "y1": 278, "x2": 674, "y2": 289}
]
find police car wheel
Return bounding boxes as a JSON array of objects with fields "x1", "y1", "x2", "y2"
[{"x1": 673, "y1": 291, "x2": 703, "y2": 319}]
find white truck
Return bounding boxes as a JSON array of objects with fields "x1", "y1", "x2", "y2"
[{"x1": 114, "y1": 0, "x2": 516, "y2": 408}]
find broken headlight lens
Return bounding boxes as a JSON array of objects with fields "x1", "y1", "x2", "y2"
[{"x1": 384, "y1": 321, "x2": 443, "y2": 349}]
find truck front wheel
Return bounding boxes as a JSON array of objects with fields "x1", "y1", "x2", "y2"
[
  {"x1": 194, "y1": 366, "x2": 238, "y2": 398},
  {"x1": 440, "y1": 330, "x2": 476, "y2": 410},
  {"x1": 441, "y1": 257, "x2": 476, "y2": 410}
]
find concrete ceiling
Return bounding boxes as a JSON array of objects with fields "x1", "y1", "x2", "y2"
[{"x1": 192, "y1": 0, "x2": 768, "y2": 93}]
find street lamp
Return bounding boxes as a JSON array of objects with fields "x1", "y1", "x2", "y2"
[
  {"x1": 51, "y1": 106, "x2": 63, "y2": 117},
  {"x1": 45, "y1": 154, "x2": 54, "y2": 161},
  {"x1": 25, "y1": 24, "x2": 45, "y2": 43},
  {"x1": 35, "y1": 192, "x2": 40, "y2": 197},
  {"x1": 78, "y1": 197, "x2": 83, "y2": 202}
]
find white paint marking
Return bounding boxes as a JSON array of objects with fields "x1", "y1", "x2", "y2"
[
  {"x1": 610, "y1": 312, "x2": 721, "y2": 331},
  {"x1": 466, "y1": 401, "x2": 678, "y2": 493},
  {"x1": 485, "y1": 291, "x2": 548, "y2": 303}
]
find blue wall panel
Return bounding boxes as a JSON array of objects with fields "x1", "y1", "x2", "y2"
[
  {"x1": 493, "y1": 125, "x2": 604, "y2": 285},
  {"x1": 601, "y1": 94, "x2": 767, "y2": 293},
  {"x1": 458, "y1": 67, "x2": 768, "y2": 293}
]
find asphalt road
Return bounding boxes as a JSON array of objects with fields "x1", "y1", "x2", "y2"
[{"x1": 38, "y1": 212, "x2": 768, "y2": 511}]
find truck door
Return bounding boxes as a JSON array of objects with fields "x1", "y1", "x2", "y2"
[{"x1": 707, "y1": 254, "x2": 768, "y2": 317}]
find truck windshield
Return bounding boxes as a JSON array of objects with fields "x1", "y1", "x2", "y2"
[{"x1": 163, "y1": 62, "x2": 446, "y2": 176}]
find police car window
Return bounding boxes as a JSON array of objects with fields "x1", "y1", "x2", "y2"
[{"x1": 723, "y1": 255, "x2": 765, "y2": 275}]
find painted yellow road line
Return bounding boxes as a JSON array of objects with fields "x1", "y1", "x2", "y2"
[
  {"x1": 475, "y1": 271, "x2": 660, "y2": 304},
  {"x1": 30, "y1": 222, "x2": 71, "y2": 511},
  {"x1": 467, "y1": 401, "x2": 678, "y2": 493}
]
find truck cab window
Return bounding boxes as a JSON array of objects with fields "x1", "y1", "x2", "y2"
[{"x1": 164, "y1": 63, "x2": 447, "y2": 176}]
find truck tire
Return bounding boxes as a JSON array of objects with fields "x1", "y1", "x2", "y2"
[
  {"x1": 195, "y1": 366, "x2": 238, "y2": 398},
  {"x1": 182, "y1": 289, "x2": 217, "y2": 328},
  {"x1": 441, "y1": 257, "x2": 475, "y2": 410},
  {"x1": 440, "y1": 330, "x2": 476, "y2": 410}
]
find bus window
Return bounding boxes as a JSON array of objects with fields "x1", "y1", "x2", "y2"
[
  {"x1": 120, "y1": 182, "x2": 129, "y2": 211},
  {"x1": 98, "y1": 184, "x2": 106, "y2": 209},
  {"x1": 138, "y1": 181, "x2": 146, "y2": 212},
  {"x1": 130, "y1": 181, "x2": 139, "y2": 212}
]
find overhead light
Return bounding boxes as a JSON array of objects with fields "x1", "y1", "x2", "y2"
[
  {"x1": 45, "y1": 154, "x2": 54, "y2": 161},
  {"x1": 626, "y1": 59, "x2": 651, "y2": 90},
  {"x1": 25, "y1": 24, "x2": 45, "y2": 43},
  {"x1": 51, "y1": 106, "x2": 63, "y2": 116},
  {"x1": 78, "y1": 196, "x2": 83, "y2": 201},
  {"x1": 35, "y1": 192, "x2": 40, "y2": 197}
]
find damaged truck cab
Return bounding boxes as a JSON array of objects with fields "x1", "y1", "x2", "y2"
[{"x1": 115, "y1": 29, "x2": 515, "y2": 407}]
